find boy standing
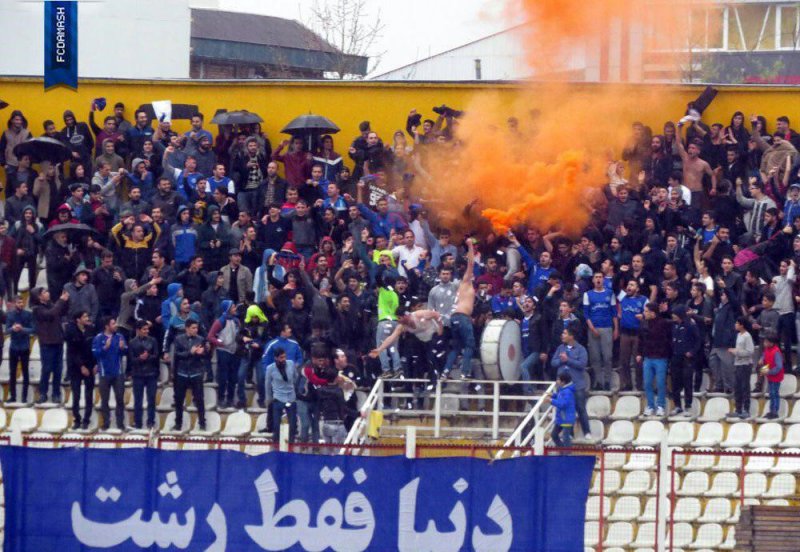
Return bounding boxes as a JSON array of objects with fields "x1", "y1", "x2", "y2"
[
  {"x1": 729, "y1": 317, "x2": 755, "y2": 419},
  {"x1": 548, "y1": 372, "x2": 576, "y2": 448},
  {"x1": 91, "y1": 316, "x2": 127, "y2": 431},
  {"x1": 128, "y1": 321, "x2": 160, "y2": 429},
  {"x1": 759, "y1": 331, "x2": 785, "y2": 419}
]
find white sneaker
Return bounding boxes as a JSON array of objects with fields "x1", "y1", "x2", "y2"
[
  {"x1": 656, "y1": 407, "x2": 666, "y2": 417},
  {"x1": 643, "y1": 407, "x2": 654, "y2": 416},
  {"x1": 583, "y1": 433, "x2": 594, "y2": 441}
]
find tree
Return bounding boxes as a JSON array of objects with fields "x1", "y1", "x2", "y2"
[{"x1": 306, "y1": 0, "x2": 385, "y2": 79}]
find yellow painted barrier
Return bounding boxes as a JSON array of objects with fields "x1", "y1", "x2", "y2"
[{"x1": 2, "y1": 77, "x2": 800, "y2": 149}]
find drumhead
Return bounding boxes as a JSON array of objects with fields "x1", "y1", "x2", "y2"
[{"x1": 480, "y1": 320, "x2": 521, "y2": 380}]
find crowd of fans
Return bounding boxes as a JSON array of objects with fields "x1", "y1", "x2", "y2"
[{"x1": 0, "y1": 100, "x2": 796, "y2": 445}]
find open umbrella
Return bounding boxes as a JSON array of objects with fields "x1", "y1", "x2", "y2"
[
  {"x1": 211, "y1": 110, "x2": 264, "y2": 125},
  {"x1": 281, "y1": 114, "x2": 340, "y2": 150},
  {"x1": 13, "y1": 137, "x2": 71, "y2": 164},
  {"x1": 43, "y1": 222, "x2": 97, "y2": 240}
]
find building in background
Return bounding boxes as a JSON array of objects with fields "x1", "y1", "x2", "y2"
[
  {"x1": 374, "y1": 0, "x2": 800, "y2": 84},
  {"x1": 190, "y1": 9, "x2": 368, "y2": 79}
]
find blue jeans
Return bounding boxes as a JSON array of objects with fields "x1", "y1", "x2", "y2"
[
  {"x1": 643, "y1": 358, "x2": 668, "y2": 409},
  {"x1": 552, "y1": 425, "x2": 573, "y2": 447},
  {"x1": 376, "y1": 319, "x2": 401, "y2": 373},
  {"x1": 271, "y1": 400, "x2": 297, "y2": 443},
  {"x1": 573, "y1": 388, "x2": 591, "y2": 436},
  {"x1": 520, "y1": 352, "x2": 539, "y2": 394},
  {"x1": 297, "y1": 399, "x2": 319, "y2": 443},
  {"x1": 769, "y1": 381, "x2": 781, "y2": 414},
  {"x1": 237, "y1": 357, "x2": 266, "y2": 404},
  {"x1": 39, "y1": 343, "x2": 63, "y2": 401},
  {"x1": 443, "y1": 313, "x2": 475, "y2": 376},
  {"x1": 216, "y1": 350, "x2": 238, "y2": 404}
]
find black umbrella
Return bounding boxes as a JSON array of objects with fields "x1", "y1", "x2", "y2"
[
  {"x1": 13, "y1": 137, "x2": 71, "y2": 164},
  {"x1": 44, "y1": 223, "x2": 97, "y2": 240},
  {"x1": 137, "y1": 103, "x2": 199, "y2": 122},
  {"x1": 211, "y1": 110, "x2": 264, "y2": 125},
  {"x1": 281, "y1": 114, "x2": 340, "y2": 150}
]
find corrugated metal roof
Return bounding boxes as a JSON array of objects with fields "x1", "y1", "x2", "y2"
[{"x1": 190, "y1": 8, "x2": 339, "y2": 54}]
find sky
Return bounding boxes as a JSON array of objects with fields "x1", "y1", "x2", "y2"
[{"x1": 216, "y1": 0, "x2": 520, "y2": 77}]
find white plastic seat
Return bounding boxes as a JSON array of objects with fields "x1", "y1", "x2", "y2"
[
  {"x1": 780, "y1": 424, "x2": 800, "y2": 448},
  {"x1": 156, "y1": 387, "x2": 175, "y2": 412},
  {"x1": 619, "y1": 470, "x2": 651, "y2": 495},
  {"x1": 39, "y1": 408, "x2": 68, "y2": 434},
  {"x1": 631, "y1": 522, "x2": 655, "y2": 548},
  {"x1": 161, "y1": 411, "x2": 190, "y2": 433},
  {"x1": 120, "y1": 435, "x2": 147, "y2": 448},
  {"x1": 720, "y1": 422, "x2": 753, "y2": 448},
  {"x1": 780, "y1": 374, "x2": 797, "y2": 397},
  {"x1": 0, "y1": 408, "x2": 8, "y2": 431},
  {"x1": 705, "y1": 472, "x2": 739, "y2": 497},
  {"x1": 719, "y1": 527, "x2": 735, "y2": 550},
  {"x1": 586, "y1": 395, "x2": 611, "y2": 418},
  {"x1": 187, "y1": 387, "x2": 217, "y2": 412},
  {"x1": 755, "y1": 399, "x2": 789, "y2": 422},
  {"x1": 192, "y1": 411, "x2": 221, "y2": 434},
  {"x1": 623, "y1": 447, "x2": 656, "y2": 471},
  {"x1": 743, "y1": 473, "x2": 767, "y2": 498},
  {"x1": 744, "y1": 447, "x2": 776, "y2": 472},
  {"x1": 639, "y1": 497, "x2": 658, "y2": 522},
  {"x1": 667, "y1": 422, "x2": 695, "y2": 447},
  {"x1": 182, "y1": 436, "x2": 212, "y2": 451},
  {"x1": 713, "y1": 448, "x2": 744, "y2": 472},
  {"x1": 124, "y1": 389, "x2": 149, "y2": 411},
  {"x1": 220, "y1": 410, "x2": 253, "y2": 437},
  {"x1": 682, "y1": 448, "x2": 716, "y2": 471},
  {"x1": 766, "y1": 498, "x2": 790, "y2": 505},
  {"x1": 586, "y1": 495, "x2": 608, "y2": 521},
  {"x1": 604, "y1": 446, "x2": 628, "y2": 470},
  {"x1": 697, "y1": 397, "x2": 730, "y2": 422},
  {"x1": 668, "y1": 522, "x2": 694, "y2": 548},
  {"x1": 8, "y1": 407, "x2": 37, "y2": 432},
  {"x1": 583, "y1": 521, "x2": 599, "y2": 547},
  {"x1": 693, "y1": 422, "x2": 723, "y2": 447},
  {"x1": 608, "y1": 496, "x2": 639, "y2": 521},
  {"x1": 689, "y1": 523, "x2": 723, "y2": 549},
  {"x1": 610, "y1": 396, "x2": 641, "y2": 420},
  {"x1": 589, "y1": 470, "x2": 621, "y2": 495},
  {"x1": 677, "y1": 472, "x2": 709, "y2": 496},
  {"x1": 697, "y1": 498, "x2": 731, "y2": 523},
  {"x1": 763, "y1": 473, "x2": 795, "y2": 498},
  {"x1": 604, "y1": 420, "x2": 635, "y2": 446},
  {"x1": 672, "y1": 497, "x2": 701, "y2": 522},
  {"x1": 581, "y1": 419, "x2": 605, "y2": 442},
  {"x1": 632, "y1": 420, "x2": 665, "y2": 446},
  {"x1": 770, "y1": 448, "x2": 800, "y2": 472},
  {"x1": 254, "y1": 413, "x2": 269, "y2": 433},
  {"x1": 26, "y1": 431, "x2": 55, "y2": 448},
  {"x1": 750, "y1": 423, "x2": 783, "y2": 447},
  {"x1": 243, "y1": 438, "x2": 273, "y2": 456},
  {"x1": 786, "y1": 402, "x2": 800, "y2": 423},
  {"x1": 602, "y1": 522, "x2": 633, "y2": 548}
]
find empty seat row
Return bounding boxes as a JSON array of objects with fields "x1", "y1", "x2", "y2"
[
  {"x1": 674, "y1": 471, "x2": 795, "y2": 498},
  {"x1": 584, "y1": 521, "x2": 735, "y2": 549},
  {"x1": 603, "y1": 420, "x2": 799, "y2": 448}
]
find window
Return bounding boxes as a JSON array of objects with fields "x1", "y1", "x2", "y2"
[{"x1": 777, "y1": 5, "x2": 800, "y2": 50}]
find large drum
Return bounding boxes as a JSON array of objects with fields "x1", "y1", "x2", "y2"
[{"x1": 480, "y1": 319, "x2": 521, "y2": 381}]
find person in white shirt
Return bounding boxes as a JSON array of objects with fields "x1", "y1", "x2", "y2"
[{"x1": 392, "y1": 229, "x2": 426, "y2": 277}]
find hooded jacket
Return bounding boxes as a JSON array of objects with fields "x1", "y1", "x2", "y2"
[
  {"x1": 32, "y1": 295, "x2": 67, "y2": 346},
  {"x1": 197, "y1": 206, "x2": 232, "y2": 272},
  {"x1": 171, "y1": 206, "x2": 198, "y2": 264},
  {"x1": 207, "y1": 299, "x2": 240, "y2": 354},
  {"x1": 160, "y1": 283, "x2": 183, "y2": 329},
  {"x1": 118, "y1": 279, "x2": 147, "y2": 332},
  {"x1": 63, "y1": 268, "x2": 99, "y2": 321},
  {"x1": 551, "y1": 383, "x2": 577, "y2": 426},
  {"x1": 200, "y1": 271, "x2": 228, "y2": 330}
]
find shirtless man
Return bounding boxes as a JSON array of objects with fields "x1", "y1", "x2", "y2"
[
  {"x1": 369, "y1": 306, "x2": 444, "y2": 385},
  {"x1": 675, "y1": 121, "x2": 716, "y2": 205},
  {"x1": 441, "y1": 239, "x2": 477, "y2": 380}
]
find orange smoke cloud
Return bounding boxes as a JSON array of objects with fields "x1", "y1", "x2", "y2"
[{"x1": 418, "y1": 0, "x2": 711, "y2": 237}]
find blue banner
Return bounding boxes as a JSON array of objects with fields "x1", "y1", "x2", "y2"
[
  {"x1": 0, "y1": 447, "x2": 593, "y2": 551},
  {"x1": 44, "y1": 1, "x2": 78, "y2": 88}
]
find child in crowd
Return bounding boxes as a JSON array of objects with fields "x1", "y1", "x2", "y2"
[
  {"x1": 759, "y1": 331, "x2": 784, "y2": 420},
  {"x1": 548, "y1": 372, "x2": 576, "y2": 448},
  {"x1": 729, "y1": 316, "x2": 755, "y2": 419}
]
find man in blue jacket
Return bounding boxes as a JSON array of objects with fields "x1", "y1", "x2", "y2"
[
  {"x1": 91, "y1": 316, "x2": 128, "y2": 431},
  {"x1": 583, "y1": 272, "x2": 618, "y2": 391},
  {"x1": 551, "y1": 327, "x2": 592, "y2": 440},
  {"x1": 262, "y1": 323, "x2": 304, "y2": 368}
]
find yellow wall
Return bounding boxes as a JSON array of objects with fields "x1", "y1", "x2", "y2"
[{"x1": 3, "y1": 77, "x2": 800, "y2": 147}]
